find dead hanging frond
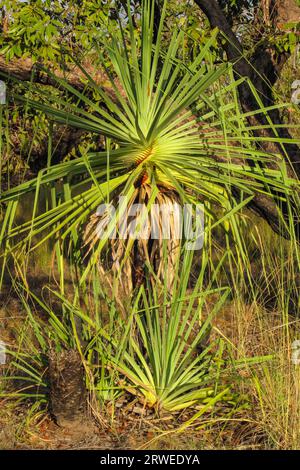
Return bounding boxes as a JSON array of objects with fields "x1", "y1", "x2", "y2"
[{"x1": 83, "y1": 183, "x2": 182, "y2": 296}]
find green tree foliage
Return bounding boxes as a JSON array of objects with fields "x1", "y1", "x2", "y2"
[{"x1": 0, "y1": 0, "x2": 117, "y2": 60}]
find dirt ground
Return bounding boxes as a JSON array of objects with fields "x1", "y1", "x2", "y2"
[{"x1": 0, "y1": 401, "x2": 261, "y2": 450}]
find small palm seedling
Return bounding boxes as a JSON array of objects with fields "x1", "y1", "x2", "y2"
[
  {"x1": 107, "y1": 249, "x2": 234, "y2": 413},
  {"x1": 94, "y1": 249, "x2": 272, "y2": 417}
]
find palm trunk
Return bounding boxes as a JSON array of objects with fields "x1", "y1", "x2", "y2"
[{"x1": 48, "y1": 349, "x2": 87, "y2": 427}]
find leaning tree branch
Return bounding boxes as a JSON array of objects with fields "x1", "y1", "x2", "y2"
[
  {"x1": 0, "y1": 55, "x2": 118, "y2": 99},
  {"x1": 194, "y1": 0, "x2": 300, "y2": 175},
  {"x1": 0, "y1": 55, "x2": 123, "y2": 172},
  {"x1": 194, "y1": 0, "x2": 300, "y2": 236}
]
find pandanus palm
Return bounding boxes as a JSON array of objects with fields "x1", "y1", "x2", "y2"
[{"x1": 0, "y1": 0, "x2": 297, "y2": 291}]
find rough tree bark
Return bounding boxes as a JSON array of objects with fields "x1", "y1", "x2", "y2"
[{"x1": 48, "y1": 349, "x2": 87, "y2": 427}]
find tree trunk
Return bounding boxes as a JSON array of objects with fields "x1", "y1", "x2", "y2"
[{"x1": 194, "y1": 0, "x2": 300, "y2": 236}]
